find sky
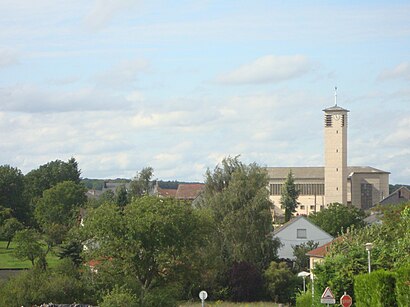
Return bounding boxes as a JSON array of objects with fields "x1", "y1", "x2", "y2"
[{"x1": 0, "y1": 0, "x2": 409, "y2": 184}]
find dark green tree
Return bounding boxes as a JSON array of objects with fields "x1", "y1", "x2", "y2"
[
  {"x1": 308, "y1": 202, "x2": 365, "y2": 237},
  {"x1": 24, "y1": 157, "x2": 82, "y2": 201},
  {"x1": 264, "y1": 261, "x2": 300, "y2": 304},
  {"x1": 34, "y1": 181, "x2": 87, "y2": 228},
  {"x1": 200, "y1": 156, "x2": 279, "y2": 271},
  {"x1": 115, "y1": 185, "x2": 129, "y2": 208},
  {"x1": 280, "y1": 170, "x2": 300, "y2": 222},
  {"x1": 0, "y1": 165, "x2": 29, "y2": 223},
  {"x1": 129, "y1": 167, "x2": 154, "y2": 199},
  {"x1": 292, "y1": 240, "x2": 319, "y2": 272}
]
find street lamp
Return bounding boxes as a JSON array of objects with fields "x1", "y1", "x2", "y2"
[
  {"x1": 365, "y1": 243, "x2": 373, "y2": 274},
  {"x1": 297, "y1": 271, "x2": 310, "y2": 292}
]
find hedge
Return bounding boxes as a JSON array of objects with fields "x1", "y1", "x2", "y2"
[
  {"x1": 395, "y1": 265, "x2": 410, "y2": 307},
  {"x1": 354, "y1": 270, "x2": 397, "y2": 307}
]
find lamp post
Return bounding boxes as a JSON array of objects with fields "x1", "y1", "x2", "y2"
[
  {"x1": 365, "y1": 243, "x2": 373, "y2": 274},
  {"x1": 297, "y1": 271, "x2": 310, "y2": 292}
]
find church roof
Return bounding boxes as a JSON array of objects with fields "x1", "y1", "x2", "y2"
[
  {"x1": 323, "y1": 105, "x2": 349, "y2": 112},
  {"x1": 266, "y1": 166, "x2": 389, "y2": 180}
]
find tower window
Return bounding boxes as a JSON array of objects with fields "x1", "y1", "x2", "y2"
[
  {"x1": 325, "y1": 114, "x2": 332, "y2": 127},
  {"x1": 336, "y1": 187, "x2": 339, "y2": 191},
  {"x1": 336, "y1": 149, "x2": 338, "y2": 153},
  {"x1": 336, "y1": 130, "x2": 338, "y2": 134},
  {"x1": 336, "y1": 168, "x2": 338, "y2": 172},
  {"x1": 342, "y1": 115, "x2": 345, "y2": 127}
]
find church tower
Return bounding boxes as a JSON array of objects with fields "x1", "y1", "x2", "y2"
[{"x1": 323, "y1": 88, "x2": 349, "y2": 205}]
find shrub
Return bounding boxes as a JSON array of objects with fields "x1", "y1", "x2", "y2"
[
  {"x1": 99, "y1": 285, "x2": 139, "y2": 307},
  {"x1": 264, "y1": 261, "x2": 299, "y2": 304},
  {"x1": 296, "y1": 289, "x2": 312, "y2": 307},
  {"x1": 395, "y1": 265, "x2": 410, "y2": 307},
  {"x1": 354, "y1": 270, "x2": 397, "y2": 307},
  {"x1": 228, "y1": 261, "x2": 264, "y2": 302}
]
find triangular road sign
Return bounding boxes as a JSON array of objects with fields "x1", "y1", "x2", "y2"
[{"x1": 321, "y1": 287, "x2": 336, "y2": 304}]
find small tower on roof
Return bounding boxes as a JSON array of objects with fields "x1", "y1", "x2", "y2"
[{"x1": 323, "y1": 87, "x2": 349, "y2": 206}]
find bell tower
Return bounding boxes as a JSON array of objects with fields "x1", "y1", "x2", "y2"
[{"x1": 323, "y1": 87, "x2": 349, "y2": 205}]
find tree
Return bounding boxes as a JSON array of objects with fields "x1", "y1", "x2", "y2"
[
  {"x1": 292, "y1": 240, "x2": 319, "y2": 272},
  {"x1": 80, "y1": 196, "x2": 210, "y2": 305},
  {"x1": 13, "y1": 229, "x2": 44, "y2": 266},
  {"x1": 0, "y1": 165, "x2": 29, "y2": 223},
  {"x1": 115, "y1": 185, "x2": 129, "y2": 208},
  {"x1": 24, "y1": 158, "x2": 82, "y2": 201},
  {"x1": 129, "y1": 167, "x2": 154, "y2": 198},
  {"x1": 200, "y1": 157, "x2": 279, "y2": 270},
  {"x1": 264, "y1": 261, "x2": 300, "y2": 304},
  {"x1": 228, "y1": 261, "x2": 263, "y2": 302},
  {"x1": 308, "y1": 202, "x2": 365, "y2": 237},
  {"x1": 1, "y1": 217, "x2": 23, "y2": 248},
  {"x1": 280, "y1": 170, "x2": 300, "y2": 222},
  {"x1": 34, "y1": 180, "x2": 87, "y2": 228}
]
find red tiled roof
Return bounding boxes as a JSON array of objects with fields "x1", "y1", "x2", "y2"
[
  {"x1": 175, "y1": 183, "x2": 205, "y2": 200},
  {"x1": 306, "y1": 237, "x2": 342, "y2": 258},
  {"x1": 157, "y1": 187, "x2": 177, "y2": 197}
]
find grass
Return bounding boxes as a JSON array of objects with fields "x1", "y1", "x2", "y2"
[
  {"x1": 0, "y1": 240, "x2": 61, "y2": 269},
  {"x1": 179, "y1": 302, "x2": 282, "y2": 307}
]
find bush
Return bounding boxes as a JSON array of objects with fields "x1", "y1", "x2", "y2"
[
  {"x1": 264, "y1": 261, "x2": 299, "y2": 304},
  {"x1": 99, "y1": 285, "x2": 139, "y2": 307},
  {"x1": 228, "y1": 261, "x2": 263, "y2": 302},
  {"x1": 354, "y1": 270, "x2": 397, "y2": 307},
  {"x1": 144, "y1": 284, "x2": 180, "y2": 307},
  {"x1": 395, "y1": 265, "x2": 410, "y2": 307},
  {"x1": 296, "y1": 289, "x2": 312, "y2": 307}
]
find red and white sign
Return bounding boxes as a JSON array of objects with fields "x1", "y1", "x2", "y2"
[
  {"x1": 340, "y1": 293, "x2": 352, "y2": 307},
  {"x1": 321, "y1": 287, "x2": 336, "y2": 304}
]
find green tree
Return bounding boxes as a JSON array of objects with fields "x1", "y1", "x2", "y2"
[
  {"x1": 280, "y1": 170, "x2": 300, "y2": 222},
  {"x1": 292, "y1": 240, "x2": 319, "y2": 272},
  {"x1": 13, "y1": 228, "x2": 44, "y2": 266},
  {"x1": 0, "y1": 165, "x2": 29, "y2": 223},
  {"x1": 1, "y1": 217, "x2": 23, "y2": 248},
  {"x1": 24, "y1": 157, "x2": 82, "y2": 201},
  {"x1": 34, "y1": 181, "x2": 87, "y2": 228},
  {"x1": 308, "y1": 202, "x2": 365, "y2": 237},
  {"x1": 200, "y1": 157, "x2": 279, "y2": 270},
  {"x1": 99, "y1": 285, "x2": 139, "y2": 307},
  {"x1": 264, "y1": 261, "x2": 300, "y2": 304},
  {"x1": 129, "y1": 167, "x2": 154, "y2": 198},
  {"x1": 80, "y1": 196, "x2": 209, "y2": 305},
  {"x1": 115, "y1": 185, "x2": 129, "y2": 208}
]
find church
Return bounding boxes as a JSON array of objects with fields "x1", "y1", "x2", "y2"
[{"x1": 267, "y1": 92, "x2": 389, "y2": 220}]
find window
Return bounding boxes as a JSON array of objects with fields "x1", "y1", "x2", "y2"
[
  {"x1": 300, "y1": 205, "x2": 305, "y2": 210},
  {"x1": 325, "y1": 114, "x2": 332, "y2": 127},
  {"x1": 297, "y1": 229, "x2": 307, "y2": 239},
  {"x1": 310, "y1": 205, "x2": 315, "y2": 210}
]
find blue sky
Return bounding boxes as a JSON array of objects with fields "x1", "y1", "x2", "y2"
[{"x1": 0, "y1": 0, "x2": 409, "y2": 183}]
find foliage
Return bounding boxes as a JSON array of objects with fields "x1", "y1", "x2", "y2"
[
  {"x1": 228, "y1": 261, "x2": 263, "y2": 302},
  {"x1": 58, "y1": 237, "x2": 83, "y2": 266},
  {"x1": 292, "y1": 240, "x2": 319, "y2": 272},
  {"x1": 24, "y1": 157, "x2": 81, "y2": 201},
  {"x1": 116, "y1": 184, "x2": 129, "y2": 207},
  {"x1": 394, "y1": 264, "x2": 410, "y2": 307},
  {"x1": 80, "y1": 196, "x2": 210, "y2": 305},
  {"x1": 129, "y1": 166, "x2": 154, "y2": 198},
  {"x1": 13, "y1": 228, "x2": 45, "y2": 266},
  {"x1": 264, "y1": 261, "x2": 299, "y2": 304},
  {"x1": 0, "y1": 263, "x2": 93, "y2": 307},
  {"x1": 295, "y1": 288, "x2": 312, "y2": 307},
  {"x1": 34, "y1": 180, "x2": 86, "y2": 228},
  {"x1": 280, "y1": 170, "x2": 300, "y2": 222},
  {"x1": 99, "y1": 285, "x2": 139, "y2": 307},
  {"x1": 0, "y1": 165, "x2": 29, "y2": 223},
  {"x1": 354, "y1": 270, "x2": 397, "y2": 307},
  {"x1": 308, "y1": 202, "x2": 365, "y2": 237},
  {"x1": 0, "y1": 217, "x2": 23, "y2": 248},
  {"x1": 82, "y1": 178, "x2": 105, "y2": 190},
  {"x1": 200, "y1": 156, "x2": 279, "y2": 271},
  {"x1": 144, "y1": 284, "x2": 181, "y2": 307}
]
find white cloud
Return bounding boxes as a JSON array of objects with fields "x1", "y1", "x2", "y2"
[
  {"x1": 378, "y1": 62, "x2": 410, "y2": 81},
  {"x1": 0, "y1": 47, "x2": 19, "y2": 68},
  {"x1": 216, "y1": 55, "x2": 312, "y2": 85},
  {"x1": 84, "y1": 0, "x2": 141, "y2": 30}
]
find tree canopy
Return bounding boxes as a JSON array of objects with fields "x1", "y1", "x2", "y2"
[
  {"x1": 308, "y1": 202, "x2": 365, "y2": 237},
  {"x1": 280, "y1": 170, "x2": 300, "y2": 222}
]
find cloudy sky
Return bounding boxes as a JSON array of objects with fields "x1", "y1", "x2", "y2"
[{"x1": 0, "y1": 0, "x2": 409, "y2": 183}]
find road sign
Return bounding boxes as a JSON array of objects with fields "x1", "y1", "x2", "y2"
[
  {"x1": 340, "y1": 293, "x2": 352, "y2": 307},
  {"x1": 199, "y1": 290, "x2": 208, "y2": 300},
  {"x1": 321, "y1": 287, "x2": 336, "y2": 304}
]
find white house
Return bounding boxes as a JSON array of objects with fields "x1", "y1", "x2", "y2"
[{"x1": 273, "y1": 216, "x2": 333, "y2": 260}]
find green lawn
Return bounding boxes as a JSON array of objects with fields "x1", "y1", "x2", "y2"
[{"x1": 0, "y1": 240, "x2": 61, "y2": 269}]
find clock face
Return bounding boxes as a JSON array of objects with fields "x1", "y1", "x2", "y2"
[{"x1": 333, "y1": 114, "x2": 341, "y2": 121}]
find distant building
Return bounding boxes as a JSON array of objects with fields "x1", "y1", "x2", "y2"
[
  {"x1": 273, "y1": 216, "x2": 333, "y2": 260},
  {"x1": 152, "y1": 182, "x2": 205, "y2": 202},
  {"x1": 268, "y1": 93, "x2": 389, "y2": 220},
  {"x1": 379, "y1": 186, "x2": 410, "y2": 206}
]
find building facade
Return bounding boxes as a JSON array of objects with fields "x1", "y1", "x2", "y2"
[{"x1": 268, "y1": 100, "x2": 389, "y2": 220}]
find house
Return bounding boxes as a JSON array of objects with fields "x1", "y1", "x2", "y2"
[
  {"x1": 152, "y1": 182, "x2": 205, "y2": 202},
  {"x1": 306, "y1": 239, "x2": 336, "y2": 271},
  {"x1": 273, "y1": 216, "x2": 333, "y2": 260},
  {"x1": 379, "y1": 186, "x2": 410, "y2": 206}
]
